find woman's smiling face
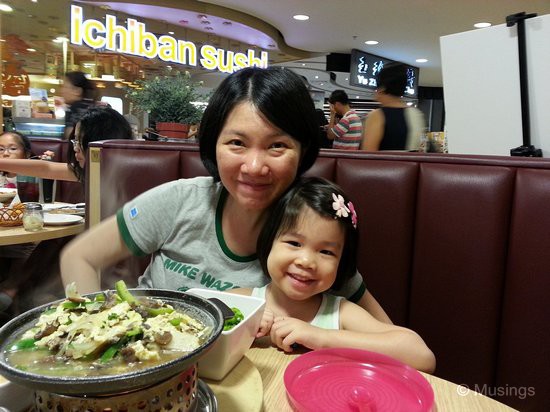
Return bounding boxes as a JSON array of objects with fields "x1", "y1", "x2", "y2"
[{"x1": 215, "y1": 102, "x2": 302, "y2": 212}]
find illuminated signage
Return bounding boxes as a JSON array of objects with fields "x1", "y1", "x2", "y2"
[
  {"x1": 70, "y1": 5, "x2": 268, "y2": 73},
  {"x1": 349, "y1": 49, "x2": 419, "y2": 98}
]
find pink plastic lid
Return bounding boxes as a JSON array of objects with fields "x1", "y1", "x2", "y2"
[{"x1": 284, "y1": 348, "x2": 434, "y2": 412}]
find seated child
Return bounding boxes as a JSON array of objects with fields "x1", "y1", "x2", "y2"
[{"x1": 232, "y1": 177, "x2": 436, "y2": 373}]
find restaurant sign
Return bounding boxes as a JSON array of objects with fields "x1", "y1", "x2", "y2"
[{"x1": 70, "y1": 5, "x2": 268, "y2": 73}]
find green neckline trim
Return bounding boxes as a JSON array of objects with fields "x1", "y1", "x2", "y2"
[
  {"x1": 117, "y1": 209, "x2": 147, "y2": 257},
  {"x1": 215, "y1": 188, "x2": 257, "y2": 263}
]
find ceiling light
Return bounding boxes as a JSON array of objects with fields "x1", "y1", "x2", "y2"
[
  {"x1": 416, "y1": 58, "x2": 428, "y2": 63},
  {"x1": 345, "y1": 77, "x2": 348, "y2": 81},
  {"x1": 53, "y1": 36, "x2": 69, "y2": 43},
  {"x1": 293, "y1": 14, "x2": 309, "y2": 21},
  {"x1": 356, "y1": 96, "x2": 360, "y2": 99},
  {"x1": 302, "y1": 63, "x2": 306, "y2": 66},
  {"x1": 474, "y1": 22, "x2": 491, "y2": 28},
  {"x1": 168, "y1": 31, "x2": 174, "y2": 35},
  {"x1": 27, "y1": 48, "x2": 36, "y2": 52},
  {"x1": 365, "y1": 40, "x2": 379, "y2": 45},
  {"x1": 32, "y1": 0, "x2": 38, "y2": 2},
  {"x1": 315, "y1": 75, "x2": 319, "y2": 79},
  {"x1": 0, "y1": 4, "x2": 13, "y2": 12}
]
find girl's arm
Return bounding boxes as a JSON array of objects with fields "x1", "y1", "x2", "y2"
[
  {"x1": 0, "y1": 158, "x2": 77, "y2": 181},
  {"x1": 60, "y1": 215, "x2": 132, "y2": 294},
  {"x1": 270, "y1": 300, "x2": 435, "y2": 373},
  {"x1": 361, "y1": 109, "x2": 384, "y2": 151},
  {"x1": 229, "y1": 288, "x2": 274, "y2": 337}
]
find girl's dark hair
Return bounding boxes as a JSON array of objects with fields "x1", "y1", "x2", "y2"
[
  {"x1": 376, "y1": 63, "x2": 408, "y2": 97},
  {"x1": 198, "y1": 66, "x2": 320, "y2": 181},
  {"x1": 65, "y1": 71, "x2": 97, "y2": 100},
  {"x1": 0, "y1": 131, "x2": 32, "y2": 158},
  {"x1": 257, "y1": 177, "x2": 359, "y2": 290},
  {"x1": 67, "y1": 106, "x2": 133, "y2": 182}
]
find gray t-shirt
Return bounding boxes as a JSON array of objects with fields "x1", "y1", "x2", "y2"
[{"x1": 118, "y1": 176, "x2": 366, "y2": 300}]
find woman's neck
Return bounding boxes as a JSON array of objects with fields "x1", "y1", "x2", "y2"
[
  {"x1": 221, "y1": 194, "x2": 267, "y2": 256},
  {"x1": 266, "y1": 284, "x2": 323, "y2": 323}
]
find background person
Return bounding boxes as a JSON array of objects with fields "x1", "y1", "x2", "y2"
[
  {"x1": 361, "y1": 63, "x2": 426, "y2": 151},
  {"x1": 326, "y1": 90, "x2": 363, "y2": 150},
  {"x1": 61, "y1": 71, "x2": 97, "y2": 140},
  {"x1": 0, "y1": 106, "x2": 133, "y2": 183},
  {"x1": 60, "y1": 67, "x2": 392, "y2": 324},
  {"x1": 231, "y1": 177, "x2": 435, "y2": 372}
]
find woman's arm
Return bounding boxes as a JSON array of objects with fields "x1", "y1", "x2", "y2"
[
  {"x1": 355, "y1": 288, "x2": 393, "y2": 324},
  {"x1": 60, "y1": 215, "x2": 132, "y2": 294},
  {"x1": 361, "y1": 109, "x2": 385, "y2": 151},
  {"x1": 0, "y1": 158, "x2": 77, "y2": 181}
]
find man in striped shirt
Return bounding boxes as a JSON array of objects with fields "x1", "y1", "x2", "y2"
[{"x1": 327, "y1": 90, "x2": 363, "y2": 150}]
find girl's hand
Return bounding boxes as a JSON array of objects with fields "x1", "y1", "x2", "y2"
[
  {"x1": 270, "y1": 316, "x2": 325, "y2": 352},
  {"x1": 256, "y1": 307, "x2": 274, "y2": 338},
  {"x1": 41, "y1": 150, "x2": 55, "y2": 160}
]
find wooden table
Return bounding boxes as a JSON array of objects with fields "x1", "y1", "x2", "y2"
[
  {"x1": 211, "y1": 338, "x2": 518, "y2": 412},
  {"x1": 0, "y1": 222, "x2": 84, "y2": 246}
]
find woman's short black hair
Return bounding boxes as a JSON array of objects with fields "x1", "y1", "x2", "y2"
[
  {"x1": 65, "y1": 71, "x2": 96, "y2": 100},
  {"x1": 257, "y1": 176, "x2": 359, "y2": 290},
  {"x1": 376, "y1": 63, "x2": 408, "y2": 97},
  {"x1": 198, "y1": 66, "x2": 320, "y2": 181},
  {"x1": 67, "y1": 106, "x2": 133, "y2": 182},
  {"x1": 0, "y1": 131, "x2": 32, "y2": 158}
]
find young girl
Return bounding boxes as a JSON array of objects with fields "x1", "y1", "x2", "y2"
[{"x1": 232, "y1": 177, "x2": 436, "y2": 373}]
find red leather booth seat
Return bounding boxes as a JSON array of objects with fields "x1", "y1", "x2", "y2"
[
  {"x1": 91, "y1": 140, "x2": 550, "y2": 411},
  {"x1": 28, "y1": 138, "x2": 85, "y2": 204}
]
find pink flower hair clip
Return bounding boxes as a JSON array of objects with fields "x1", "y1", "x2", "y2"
[{"x1": 331, "y1": 193, "x2": 358, "y2": 229}]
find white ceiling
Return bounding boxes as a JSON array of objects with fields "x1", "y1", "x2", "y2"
[{"x1": 201, "y1": 0, "x2": 550, "y2": 87}]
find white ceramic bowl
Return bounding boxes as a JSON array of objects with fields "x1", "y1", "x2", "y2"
[
  {"x1": 0, "y1": 188, "x2": 17, "y2": 203},
  {"x1": 186, "y1": 288, "x2": 265, "y2": 381}
]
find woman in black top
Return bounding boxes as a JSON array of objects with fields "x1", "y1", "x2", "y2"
[
  {"x1": 61, "y1": 71, "x2": 97, "y2": 140},
  {"x1": 361, "y1": 64, "x2": 425, "y2": 151}
]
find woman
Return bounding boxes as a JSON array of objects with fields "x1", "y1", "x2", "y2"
[
  {"x1": 61, "y1": 71, "x2": 97, "y2": 140},
  {"x1": 61, "y1": 67, "x2": 392, "y2": 323},
  {"x1": 0, "y1": 106, "x2": 133, "y2": 183},
  {"x1": 361, "y1": 63, "x2": 426, "y2": 151}
]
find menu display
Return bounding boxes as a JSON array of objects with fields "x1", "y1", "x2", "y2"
[{"x1": 349, "y1": 49, "x2": 419, "y2": 98}]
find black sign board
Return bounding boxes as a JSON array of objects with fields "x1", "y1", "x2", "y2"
[{"x1": 349, "y1": 49, "x2": 419, "y2": 98}]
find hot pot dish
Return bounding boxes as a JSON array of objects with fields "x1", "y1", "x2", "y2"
[{"x1": 0, "y1": 281, "x2": 224, "y2": 396}]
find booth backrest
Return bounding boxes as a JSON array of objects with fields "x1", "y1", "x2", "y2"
[
  {"x1": 28, "y1": 138, "x2": 85, "y2": 204},
  {"x1": 89, "y1": 140, "x2": 550, "y2": 411}
]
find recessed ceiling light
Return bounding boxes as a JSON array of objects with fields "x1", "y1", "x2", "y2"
[
  {"x1": 315, "y1": 75, "x2": 319, "y2": 79},
  {"x1": 293, "y1": 14, "x2": 310, "y2": 21},
  {"x1": 345, "y1": 77, "x2": 348, "y2": 81},
  {"x1": 474, "y1": 22, "x2": 492, "y2": 28},
  {"x1": 365, "y1": 40, "x2": 379, "y2": 45},
  {"x1": 168, "y1": 31, "x2": 174, "y2": 35},
  {"x1": 302, "y1": 63, "x2": 306, "y2": 66},
  {"x1": 356, "y1": 96, "x2": 360, "y2": 99},
  {"x1": 416, "y1": 58, "x2": 428, "y2": 63},
  {"x1": 0, "y1": 4, "x2": 14, "y2": 12},
  {"x1": 27, "y1": 48, "x2": 36, "y2": 52}
]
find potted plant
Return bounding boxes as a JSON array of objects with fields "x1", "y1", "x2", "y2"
[{"x1": 126, "y1": 71, "x2": 206, "y2": 138}]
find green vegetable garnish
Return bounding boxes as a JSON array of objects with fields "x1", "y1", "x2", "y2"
[
  {"x1": 9, "y1": 338, "x2": 36, "y2": 351},
  {"x1": 115, "y1": 280, "x2": 136, "y2": 305},
  {"x1": 223, "y1": 307, "x2": 244, "y2": 331}
]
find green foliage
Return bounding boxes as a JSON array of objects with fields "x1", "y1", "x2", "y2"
[{"x1": 126, "y1": 71, "x2": 206, "y2": 124}]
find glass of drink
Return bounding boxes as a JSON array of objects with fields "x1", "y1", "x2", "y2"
[{"x1": 16, "y1": 175, "x2": 40, "y2": 203}]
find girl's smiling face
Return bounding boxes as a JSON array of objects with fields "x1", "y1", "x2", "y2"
[{"x1": 267, "y1": 206, "x2": 345, "y2": 301}]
